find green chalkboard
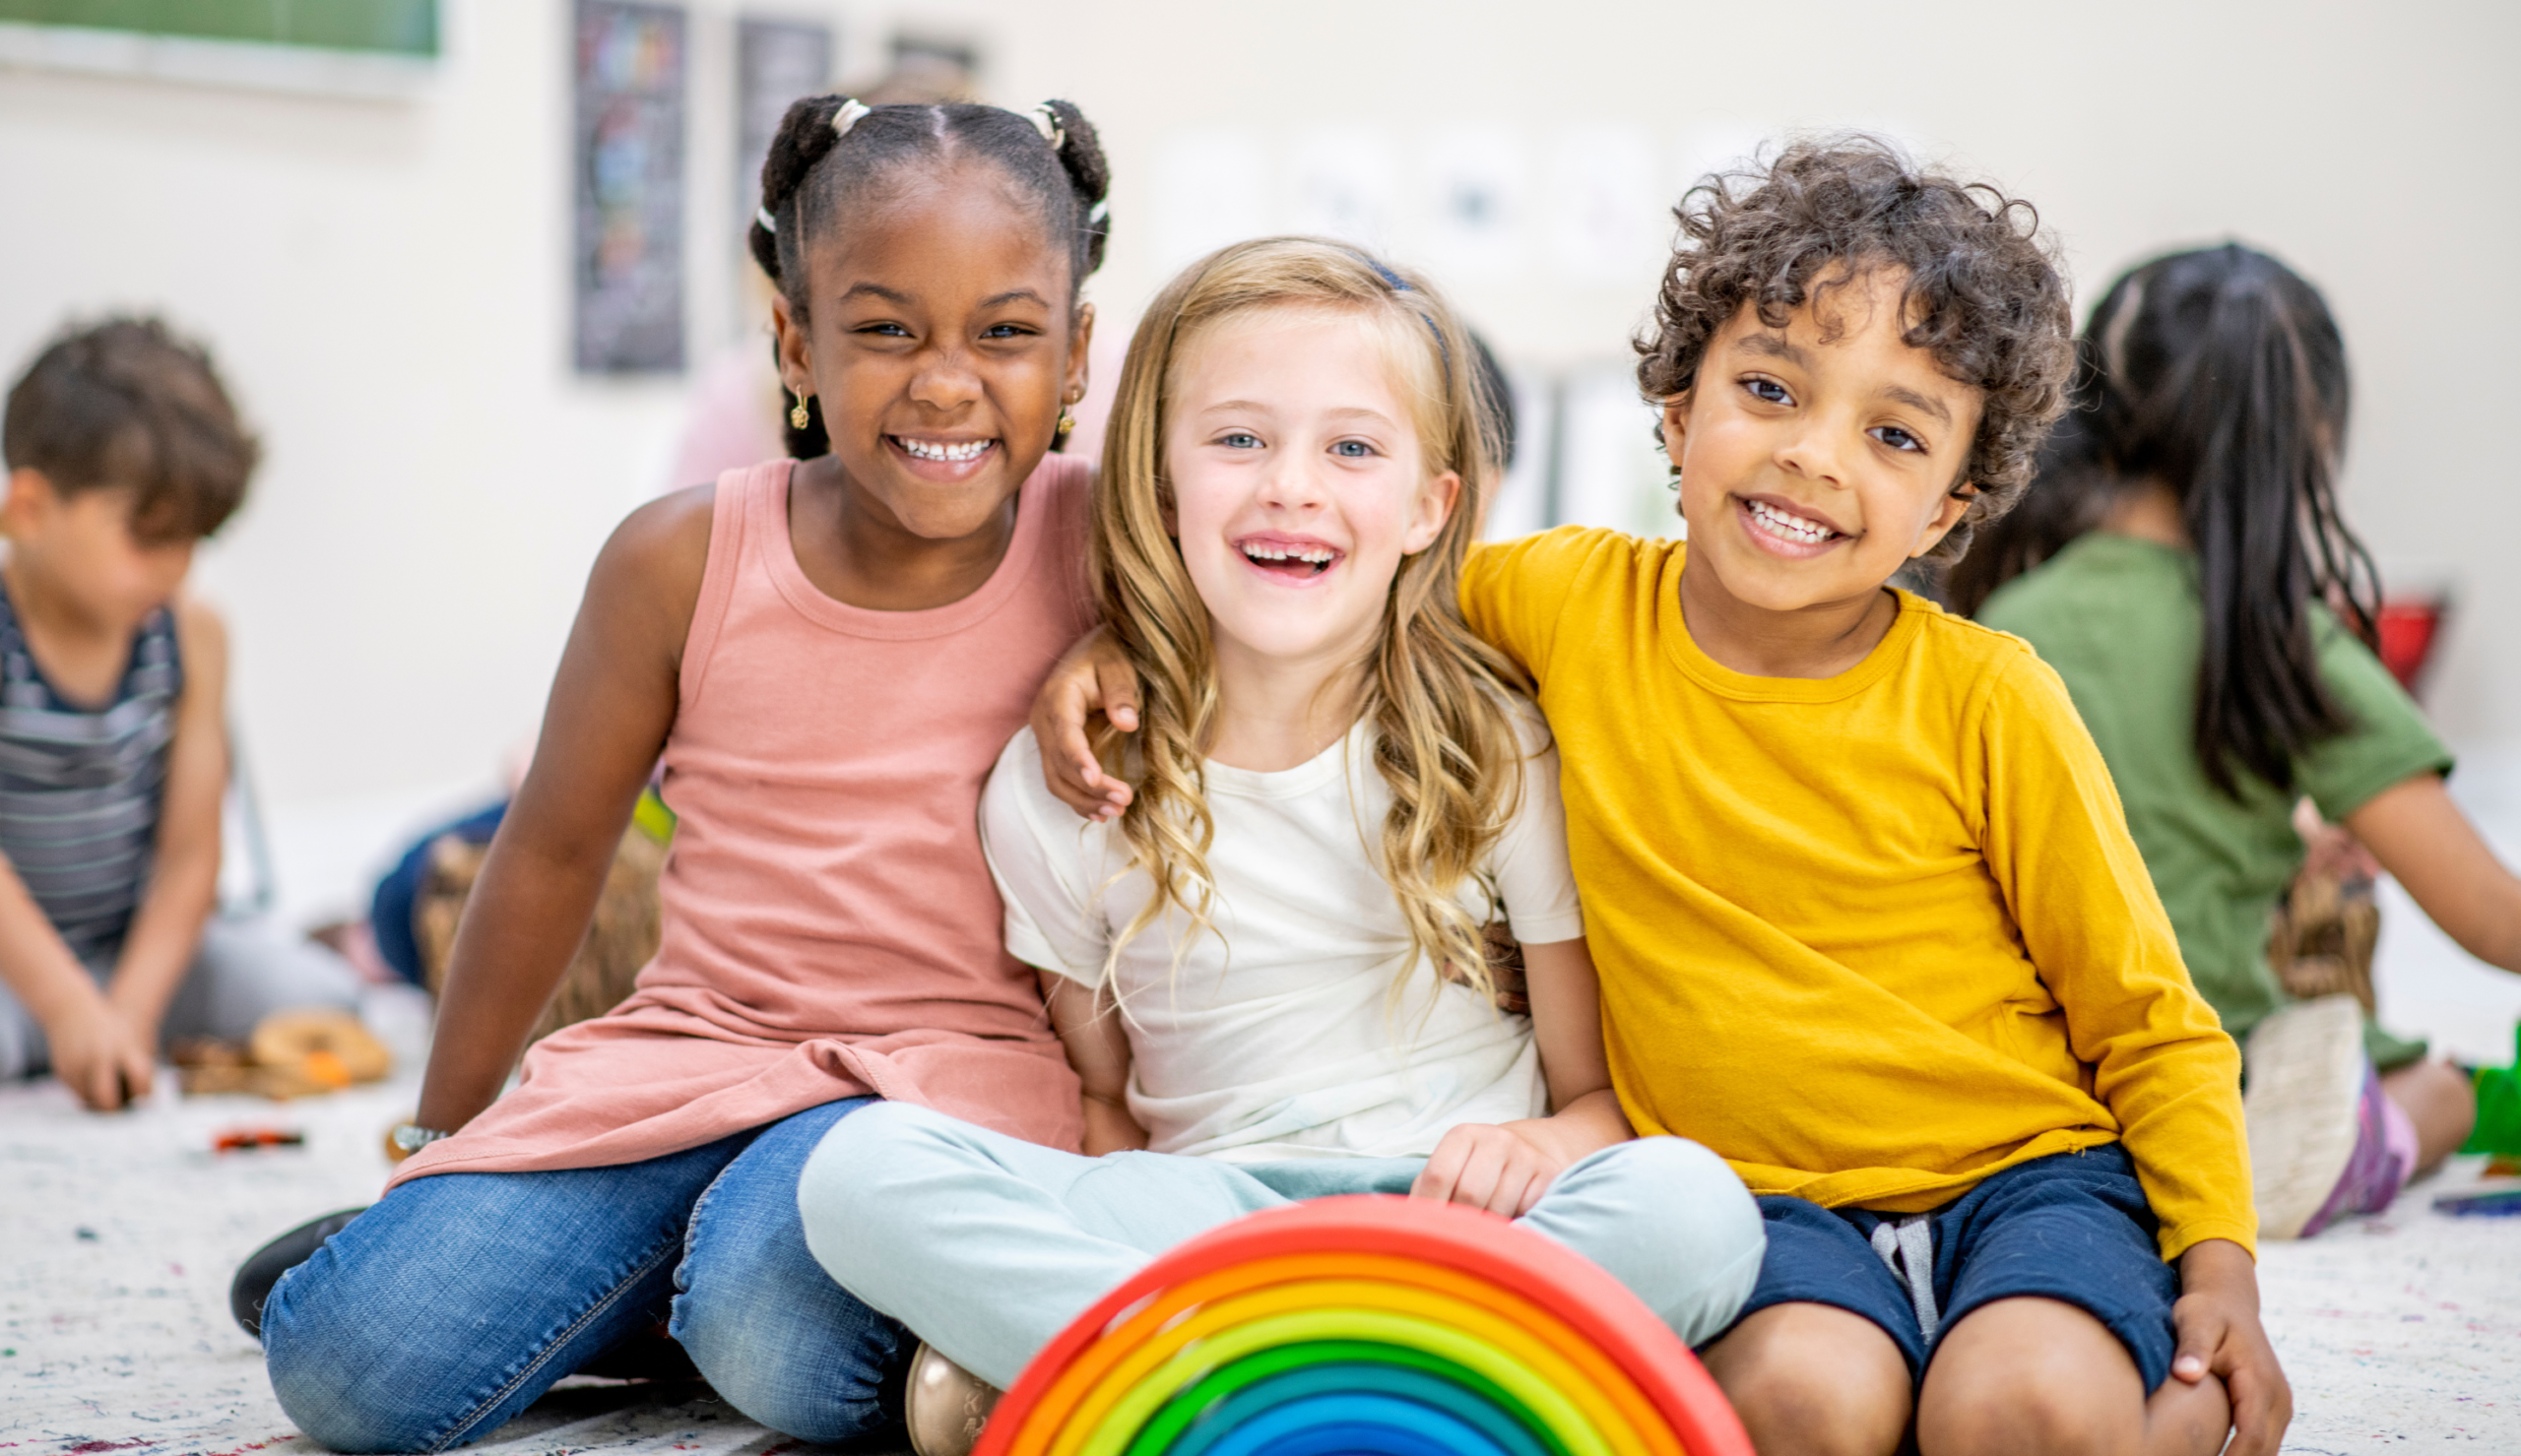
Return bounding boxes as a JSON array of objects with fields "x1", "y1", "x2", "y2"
[{"x1": 0, "y1": 2, "x2": 438, "y2": 57}]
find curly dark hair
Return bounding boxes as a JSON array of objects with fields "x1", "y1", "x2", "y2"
[
  {"x1": 1636, "y1": 137, "x2": 2074, "y2": 563},
  {"x1": 3, "y1": 317, "x2": 256, "y2": 543}
]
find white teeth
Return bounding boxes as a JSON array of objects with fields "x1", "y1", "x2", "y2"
[
  {"x1": 1747, "y1": 499, "x2": 1833, "y2": 543},
  {"x1": 1241, "y1": 544, "x2": 1336, "y2": 564},
  {"x1": 898, "y1": 437, "x2": 992, "y2": 462}
]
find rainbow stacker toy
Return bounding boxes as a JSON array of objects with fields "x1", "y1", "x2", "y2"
[{"x1": 972, "y1": 1194, "x2": 1755, "y2": 1456}]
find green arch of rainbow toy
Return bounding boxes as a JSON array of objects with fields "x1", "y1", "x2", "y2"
[{"x1": 972, "y1": 1194, "x2": 1755, "y2": 1456}]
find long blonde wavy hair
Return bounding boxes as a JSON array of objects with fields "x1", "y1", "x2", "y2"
[{"x1": 1091, "y1": 236, "x2": 1529, "y2": 1000}]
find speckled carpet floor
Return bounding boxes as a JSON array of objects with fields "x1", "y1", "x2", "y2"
[
  {"x1": 8, "y1": 745, "x2": 2521, "y2": 1455},
  {"x1": 6, "y1": 1052, "x2": 2517, "y2": 1456}
]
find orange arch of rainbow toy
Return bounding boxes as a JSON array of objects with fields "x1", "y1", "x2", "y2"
[{"x1": 973, "y1": 1194, "x2": 1755, "y2": 1456}]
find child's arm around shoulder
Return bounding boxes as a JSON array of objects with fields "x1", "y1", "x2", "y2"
[
  {"x1": 1024, "y1": 526, "x2": 1632, "y2": 823},
  {"x1": 1455, "y1": 524, "x2": 1629, "y2": 689},
  {"x1": 415, "y1": 485, "x2": 715, "y2": 1134}
]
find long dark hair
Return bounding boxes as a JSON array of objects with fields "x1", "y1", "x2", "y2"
[{"x1": 1950, "y1": 244, "x2": 2374, "y2": 797}]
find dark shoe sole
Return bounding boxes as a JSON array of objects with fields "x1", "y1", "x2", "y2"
[{"x1": 231, "y1": 1207, "x2": 365, "y2": 1340}]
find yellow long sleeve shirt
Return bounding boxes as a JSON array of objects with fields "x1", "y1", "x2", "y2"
[{"x1": 1462, "y1": 529, "x2": 2254, "y2": 1259}]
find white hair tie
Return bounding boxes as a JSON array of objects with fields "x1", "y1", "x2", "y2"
[
  {"x1": 831, "y1": 97, "x2": 873, "y2": 138},
  {"x1": 1087, "y1": 200, "x2": 1109, "y2": 224},
  {"x1": 1029, "y1": 103, "x2": 1064, "y2": 151},
  {"x1": 755, "y1": 206, "x2": 777, "y2": 234}
]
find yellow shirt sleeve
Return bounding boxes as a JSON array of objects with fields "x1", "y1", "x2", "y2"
[
  {"x1": 1975, "y1": 650, "x2": 2257, "y2": 1259},
  {"x1": 1460, "y1": 527, "x2": 1613, "y2": 683}
]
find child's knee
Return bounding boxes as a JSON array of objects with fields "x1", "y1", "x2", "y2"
[
  {"x1": 1703, "y1": 1303, "x2": 1911, "y2": 1456},
  {"x1": 262, "y1": 1260, "x2": 451, "y2": 1453},
  {"x1": 1533, "y1": 1136, "x2": 1765, "y2": 1343},
  {"x1": 796, "y1": 1101, "x2": 968, "y2": 1275},
  {"x1": 675, "y1": 1299, "x2": 900, "y2": 1445},
  {"x1": 1921, "y1": 1299, "x2": 2150, "y2": 1456}
]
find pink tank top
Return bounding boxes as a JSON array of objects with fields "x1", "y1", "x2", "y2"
[{"x1": 391, "y1": 454, "x2": 1092, "y2": 1185}]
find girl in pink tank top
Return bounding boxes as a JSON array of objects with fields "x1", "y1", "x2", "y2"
[{"x1": 247, "y1": 97, "x2": 1118, "y2": 1452}]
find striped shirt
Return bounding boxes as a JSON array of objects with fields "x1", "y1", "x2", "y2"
[{"x1": 0, "y1": 587, "x2": 180, "y2": 963}]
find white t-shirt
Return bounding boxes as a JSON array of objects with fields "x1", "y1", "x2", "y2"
[{"x1": 980, "y1": 706, "x2": 1584, "y2": 1162}]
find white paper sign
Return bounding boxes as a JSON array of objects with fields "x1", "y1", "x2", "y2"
[
  {"x1": 1152, "y1": 129, "x2": 1269, "y2": 271},
  {"x1": 1544, "y1": 126, "x2": 1664, "y2": 286},
  {"x1": 1284, "y1": 127, "x2": 1399, "y2": 250},
  {"x1": 1417, "y1": 124, "x2": 1530, "y2": 283}
]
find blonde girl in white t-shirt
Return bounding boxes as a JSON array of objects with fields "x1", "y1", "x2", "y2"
[{"x1": 798, "y1": 239, "x2": 1762, "y2": 1455}]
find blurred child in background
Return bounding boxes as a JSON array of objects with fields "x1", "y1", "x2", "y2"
[
  {"x1": 1965, "y1": 245, "x2": 2521, "y2": 1237},
  {"x1": 0, "y1": 318, "x2": 359, "y2": 1110}
]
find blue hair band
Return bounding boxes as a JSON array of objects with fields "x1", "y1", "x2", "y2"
[{"x1": 1353, "y1": 249, "x2": 1450, "y2": 368}]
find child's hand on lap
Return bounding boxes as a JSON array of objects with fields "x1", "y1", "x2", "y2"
[
  {"x1": 1412, "y1": 1121, "x2": 1577, "y2": 1217},
  {"x1": 2172, "y1": 1238, "x2": 2292, "y2": 1456},
  {"x1": 1411, "y1": 1086, "x2": 1634, "y2": 1218}
]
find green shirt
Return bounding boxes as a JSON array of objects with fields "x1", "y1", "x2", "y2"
[{"x1": 1980, "y1": 533, "x2": 2452, "y2": 1065}]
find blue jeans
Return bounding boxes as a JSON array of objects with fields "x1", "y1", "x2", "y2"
[
  {"x1": 263, "y1": 1098, "x2": 902, "y2": 1452},
  {"x1": 801, "y1": 1101, "x2": 1767, "y2": 1389}
]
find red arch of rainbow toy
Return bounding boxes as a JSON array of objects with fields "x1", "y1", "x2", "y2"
[{"x1": 973, "y1": 1194, "x2": 1756, "y2": 1456}]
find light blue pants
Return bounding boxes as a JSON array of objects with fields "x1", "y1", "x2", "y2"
[{"x1": 799, "y1": 1100, "x2": 1767, "y2": 1389}]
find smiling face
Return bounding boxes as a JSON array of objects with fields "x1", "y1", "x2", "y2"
[
  {"x1": 1165, "y1": 307, "x2": 1457, "y2": 680},
  {"x1": 774, "y1": 157, "x2": 1089, "y2": 540},
  {"x1": 1662, "y1": 268, "x2": 1983, "y2": 621}
]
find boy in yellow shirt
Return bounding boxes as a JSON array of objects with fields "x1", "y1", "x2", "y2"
[{"x1": 1037, "y1": 141, "x2": 2286, "y2": 1456}]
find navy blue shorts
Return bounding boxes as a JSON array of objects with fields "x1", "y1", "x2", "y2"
[{"x1": 1734, "y1": 1145, "x2": 2181, "y2": 1391}]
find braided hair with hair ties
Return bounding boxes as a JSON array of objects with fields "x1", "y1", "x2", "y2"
[{"x1": 747, "y1": 96, "x2": 1112, "y2": 458}]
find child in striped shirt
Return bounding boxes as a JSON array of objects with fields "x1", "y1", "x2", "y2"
[{"x1": 0, "y1": 318, "x2": 357, "y2": 1109}]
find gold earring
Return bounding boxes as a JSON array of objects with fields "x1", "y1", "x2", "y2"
[
  {"x1": 790, "y1": 390, "x2": 812, "y2": 430},
  {"x1": 1056, "y1": 407, "x2": 1077, "y2": 438}
]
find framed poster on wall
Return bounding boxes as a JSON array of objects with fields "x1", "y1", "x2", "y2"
[
  {"x1": 573, "y1": 0, "x2": 685, "y2": 374},
  {"x1": 736, "y1": 17, "x2": 832, "y2": 245}
]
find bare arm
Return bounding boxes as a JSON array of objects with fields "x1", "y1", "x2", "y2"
[
  {"x1": 1043, "y1": 971, "x2": 1147, "y2": 1155},
  {"x1": 0, "y1": 600, "x2": 229, "y2": 1111},
  {"x1": 105, "y1": 598, "x2": 228, "y2": 1038},
  {"x1": 1413, "y1": 936, "x2": 1634, "y2": 1216},
  {"x1": 414, "y1": 488, "x2": 713, "y2": 1133},
  {"x1": 0, "y1": 856, "x2": 146, "y2": 1108},
  {"x1": 2345, "y1": 772, "x2": 2521, "y2": 973}
]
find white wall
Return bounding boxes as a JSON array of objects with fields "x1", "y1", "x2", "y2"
[{"x1": 2, "y1": 0, "x2": 2515, "y2": 855}]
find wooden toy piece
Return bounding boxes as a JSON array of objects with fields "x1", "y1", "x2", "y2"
[
  {"x1": 250, "y1": 1008, "x2": 392, "y2": 1086},
  {"x1": 978, "y1": 1195, "x2": 1754, "y2": 1456}
]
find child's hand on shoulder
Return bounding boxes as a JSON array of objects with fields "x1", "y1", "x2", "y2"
[
  {"x1": 2172, "y1": 1237, "x2": 2292, "y2": 1456},
  {"x1": 1029, "y1": 627, "x2": 1137, "y2": 822}
]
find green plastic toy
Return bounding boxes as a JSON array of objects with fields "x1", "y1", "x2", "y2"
[{"x1": 2458, "y1": 1024, "x2": 2521, "y2": 1163}]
